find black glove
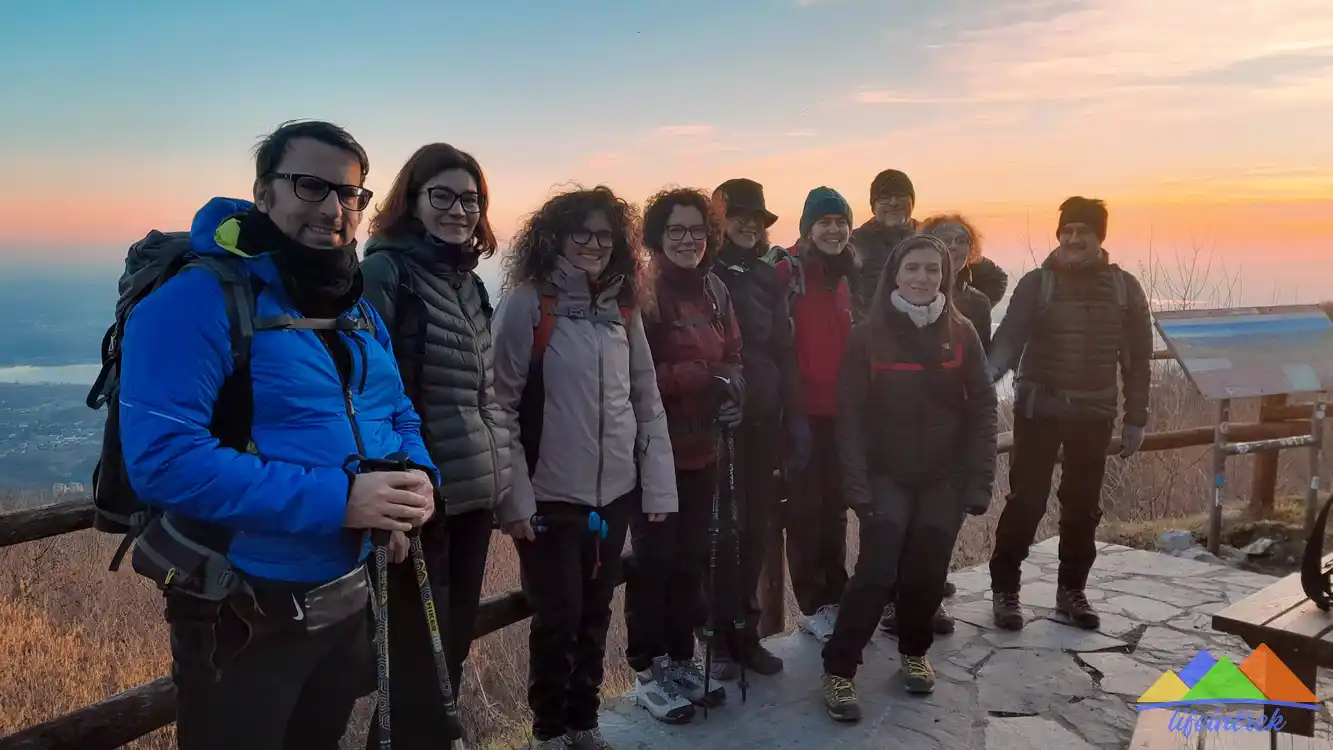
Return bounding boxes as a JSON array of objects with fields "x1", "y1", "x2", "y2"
[
  {"x1": 713, "y1": 373, "x2": 744, "y2": 428},
  {"x1": 717, "y1": 400, "x2": 743, "y2": 428}
]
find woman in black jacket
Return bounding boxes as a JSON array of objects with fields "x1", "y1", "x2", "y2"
[
  {"x1": 819, "y1": 234, "x2": 997, "y2": 723},
  {"x1": 359, "y1": 143, "x2": 512, "y2": 748}
]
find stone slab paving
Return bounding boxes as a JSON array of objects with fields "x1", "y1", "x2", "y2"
[{"x1": 595, "y1": 537, "x2": 1333, "y2": 749}]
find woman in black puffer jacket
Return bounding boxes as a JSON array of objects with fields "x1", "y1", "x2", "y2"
[
  {"x1": 819, "y1": 234, "x2": 997, "y2": 723},
  {"x1": 359, "y1": 143, "x2": 512, "y2": 748}
]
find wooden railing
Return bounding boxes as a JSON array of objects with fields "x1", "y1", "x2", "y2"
[{"x1": 0, "y1": 360, "x2": 1325, "y2": 749}]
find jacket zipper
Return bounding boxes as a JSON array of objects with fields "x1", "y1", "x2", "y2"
[
  {"x1": 461, "y1": 290, "x2": 501, "y2": 507},
  {"x1": 319, "y1": 333, "x2": 367, "y2": 457},
  {"x1": 595, "y1": 321, "x2": 606, "y2": 507}
]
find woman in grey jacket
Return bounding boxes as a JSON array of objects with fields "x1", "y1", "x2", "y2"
[
  {"x1": 359, "y1": 143, "x2": 512, "y2": 748},
  {"x1": 493, "y1": 185, "x2": 677, "y2": 750}
]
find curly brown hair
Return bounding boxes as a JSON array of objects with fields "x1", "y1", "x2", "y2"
[
  {"x1": 367, "y1": 143, "x2": 498, "y2": 257},
  {"x1": 501, "y1": 185, "x2": 652, "y2": 308},
  {"x1": 642, "y1": 186, "x2": 723, "y2": 268},
  {"x1": 919, "y1": 213, "x2": 984, "y2": 267}
]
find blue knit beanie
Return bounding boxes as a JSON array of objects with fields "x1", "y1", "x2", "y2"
[{"x1": 799, "y1": 186, "x2": 853, "y2": 237}]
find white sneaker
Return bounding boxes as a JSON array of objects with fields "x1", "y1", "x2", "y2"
[
  {"x1": 635, "y1": 655, "x2": 696, "y2": 724},
  {"x1": 669, "y1": 658, "x2": 726, "y2": 707},
  {"x1": 800, "y1": 604, "x2": 839, "y2": 643}
]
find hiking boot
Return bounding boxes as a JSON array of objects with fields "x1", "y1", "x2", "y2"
[
  {"x1": 800, "y1": 604, "x2": 839, "y2": 643},
  {"x1": 902, "y1": 655, "x2": 936, "y2": 694},
  {"x1": 529, "y1": 737, "x2": 570, "y2": 749},
  {"x1": 879, "y1": 603, "x2": 897, "y2": 633},
  {"x1": 992, "y1": 590, "x2": 1024, "y2": 630},
  {"x1": 741, "y1": 642, "x2": 785, "y2": 675},
  {"x1": 1056, "y1": 587, "x2": 1101, "y2": 630},
  {"x1": 668, "y1": 658, "x2": 726, "y2": 707},
  {"x1": 634, "y1": 656, "x2": 696, "y2": 724},
  {"x1": 943, "y1": 579, "x2": 957, "y2": 598},
  {"x1": 566, "y1": 728, "x2": 615, "y2": 750},
  {"x1": 934, "y1": 602, "x2": 956, "y2": 634},
  {"x1": 707, "y1": 653, "x2": 741, "y2": 681},
  {"x1": 822, "y1": 674, "x2": 862, "y2": 722}
]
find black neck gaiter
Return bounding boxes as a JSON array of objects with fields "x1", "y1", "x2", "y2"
[{"x1": 236, "y1": 207, "x2": 363, "y2": 318}]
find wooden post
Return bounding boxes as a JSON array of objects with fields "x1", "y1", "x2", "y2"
[
  {"x1": 757, "y1": 523, "x2": 785, "y2": 638},
  {"x1": 1210, "y1": 400, "x2": 1231, "y2": 555},
  {"x1": 1307, "y1": 401, "x2": 1326, "y2": 536},
  {"x1": 1250, "y1": 394, "x2": 1288, "y2": 518}
]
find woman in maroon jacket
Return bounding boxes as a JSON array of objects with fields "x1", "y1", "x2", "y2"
[
  {"x1": 773, "y1": 187, "x2": 858, "y2": 644},
  {"x1": 624, "y1": 187, "x2": 744, "y2": 724}
]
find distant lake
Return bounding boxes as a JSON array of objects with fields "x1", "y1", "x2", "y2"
[{"x1": 0, "y1": 364, "x2": 101, "y2": 386}]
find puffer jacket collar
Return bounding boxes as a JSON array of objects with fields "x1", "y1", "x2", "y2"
[{"x1": 548, "y1": 254, "x2": 626, "y2": 310}]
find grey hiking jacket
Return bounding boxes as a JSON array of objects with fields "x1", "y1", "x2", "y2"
[{"x1": 492, "y1": 256, "x2": 677, "y2": 525}]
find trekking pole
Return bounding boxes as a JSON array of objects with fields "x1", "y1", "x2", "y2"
[
  {"x1": 407, "y1": 530, "x2": 464, "y2": 742},
  {"x1": 371, "y1": 530, "x2": 393, "y2": 750},
  {"x1": 702, "y1": 452, "x2": 722, "y2": 720},
  {"x1": 722, "y1": 426, "x2": 749, "y2": 704}
]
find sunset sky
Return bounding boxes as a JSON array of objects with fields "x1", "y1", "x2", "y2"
[{"x1": 3, "y1": 0, "x2": 1330, "y2": 304}]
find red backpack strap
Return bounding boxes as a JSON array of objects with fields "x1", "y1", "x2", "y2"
[
  {"x1": 532, "y1": 294, "x2": 559, "y2": 361},
  {"x1": 619, "y1": 304, "x2": 633, "y2": 328}
]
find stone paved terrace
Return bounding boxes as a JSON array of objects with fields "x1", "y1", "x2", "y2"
[{"x1": 595, "y1": 537, "x2": 1333, "y2": 749}]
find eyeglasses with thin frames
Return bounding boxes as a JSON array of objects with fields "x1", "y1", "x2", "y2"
[
  {"x1": 666, "y1": 225, "x2": 709, "y2": 242},
  {"x1": 570, "y1": 229, "x2": 615, "y2": 249},
  {"x1": 424, "y1": 187, "x2": 483, "y2": 214},
  {"x1": 268, "y1": 172, "x2": 373, "y2": 211}
]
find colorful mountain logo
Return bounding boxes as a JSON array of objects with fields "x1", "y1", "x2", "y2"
[{"x1": 1136, "y1": 644, "x2": 1319, "y2": 710}]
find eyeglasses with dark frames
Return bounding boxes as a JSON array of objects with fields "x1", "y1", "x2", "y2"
[
  {"x1": 665, "y1": 224, "x2": 709, "y2": 242},
  {"x1": 267, "y1": 172, "x2": 373, "y2": 211},
  {"x1": 424, "y1": 187, "x2": 484, "y2": 214},
  {"x1": 569, "y1": 229, "x2": 615, "y2": 249}
]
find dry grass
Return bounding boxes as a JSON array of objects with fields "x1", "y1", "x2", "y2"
[{"x1": 3, "y1": 249, "x2": 1330, "y2": 749}]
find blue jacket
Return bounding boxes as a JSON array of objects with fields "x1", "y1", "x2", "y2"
[{"x1": 118, "y1": 197, "x2": 438, "y2": 584}]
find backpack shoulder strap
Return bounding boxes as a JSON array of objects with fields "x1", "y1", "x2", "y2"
[
  {"x1": 1109, "y1": 264, "x2": 1128, "y2": 310},
  {"x1": 473, "y1": 271, "x2": 495, "y2": 318},
  {"x1": 785, "y1": 253, "x2": 805, "y2": 308},
  {"x1": 187, "y1": 256, "x2": 260, "y2": 374},
  {"x1": 1037, "y1": 267, "x2": 1054, "y2": 316},
  {"x1": 532, "y1": 293, "x2": 559, "y2": 361}
]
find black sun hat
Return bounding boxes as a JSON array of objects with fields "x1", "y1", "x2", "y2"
[{"x1": 712, "y1": 178, "x2": 778, "y2": 228}]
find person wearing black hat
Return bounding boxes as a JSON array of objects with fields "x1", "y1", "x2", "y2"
[
  {"x1": 986, "y1": 196, "x2": 1153, "y2": 634},
  {"x1": 848, "y1": 169, "x2": 918, "y2": 324},
  {"x1": 704, "y1": 178, "x2": 806, "y2": 679}
]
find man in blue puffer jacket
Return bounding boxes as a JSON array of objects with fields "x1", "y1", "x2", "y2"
[{"x1": 118, "y1": 120, "x2": 439, "y2": 749}]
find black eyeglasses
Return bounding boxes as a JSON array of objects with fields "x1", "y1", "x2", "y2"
[
  {"x1": 665, "y1": 225, "x2": 708, "y2": 242},
  {"x1": 424, "y1": 187, "x2": 483, "y2": 213},
  {"x1": 570, "y1": 229, "x2": 615, "y2": 249},
  {"x1": 268, "y1": 173, "x2": 373, "y2": 211}
]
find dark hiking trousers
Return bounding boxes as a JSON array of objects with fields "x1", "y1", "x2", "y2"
[
  {"x1": 989, "y1": 415, "x2": 1115, "y2": 592},
  {"x1": 624, "y1": 466, "x2": 713, "y2": 672},
  {"x1": 168, "y1": 586, "x2": 374, "y2": 750},
  {"x1": 732, "y1": 415, "x2": 781, "y2": 645},
  {"x1": 517, "y1": 492, "x2": 632, "y2": 741},
  {"x1": 364, "y1": 508, "x2": 494, "y2": 749},
  {"x1": 785, "y1": 417, "x2": 849, "y2": 617},
  {"x1": 822, "y1": 475, "x2": 964, "y2": 677}
]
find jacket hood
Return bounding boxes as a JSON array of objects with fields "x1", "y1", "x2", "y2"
[
  {"x1": 363, "y1": 231, "x2": 480, "y2": 272},
  {"x1": 1041, "y1": 247, "x2": 1110, "y2": 271},
  {"x1": 190, "y1": 197, "x2": 257, "y2": 258}
]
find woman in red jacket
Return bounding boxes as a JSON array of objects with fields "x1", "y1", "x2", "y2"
[
  {"x1": 774, "y1": 187, "x2": 859, "y2": 644},
  {"x1": 625, "y1": 187, "x2": 744, "y2": 724}
]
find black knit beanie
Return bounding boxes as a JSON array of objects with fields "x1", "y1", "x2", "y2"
[
  {"x1": 1057, "y1": 196, "x2": 1108, "y2": 241},
  {"x1": 870, "y1": 169, "x2": 915, "y2": 207}
]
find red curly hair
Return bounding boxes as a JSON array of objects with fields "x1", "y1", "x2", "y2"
[{"x1": 919, "y1": 213, "x2": 984, "y2": 268}]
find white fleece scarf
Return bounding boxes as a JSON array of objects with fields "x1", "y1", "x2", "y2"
[{"x1": 890, "y1": 289, "x2": 946, "y2": 328}]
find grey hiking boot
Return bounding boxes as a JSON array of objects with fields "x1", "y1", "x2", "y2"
[
  {"x1": 879, "y1": 602, "x2": 897, "y2": 633},
  {"x1": 943, "y1": 579, "x2": 957, "y2": 598},
  {"x1": 668, "y1": 658, "x2": 726, "y2": 707},
  {"x1": 707, "y1": 653, "x2": 741, "y2": 681},
  {"x1": 1056, "y1": 587, "x2": 1101, "y2": 630},
  {"x1": 566, "y1": 728, "x2": 615, "y2": 750},
  {"x1": 529, "y1": 736, "x2": 570, "y2": 749},
  {"x1": 822, "y1": 673, "x2": 862, "y2": 722},
  {"x1": 901, "y1": 655, "x2": 936, "y2": 694},
  {"x1": 934, "y1": 602, "x2": 956, "y2": 634},
  {"x1": 634, "y1": 655, "x2": 696, "y2": 724},
  {"x1": 992, "y1": 590, "x2": 1024, "y2": 630}
]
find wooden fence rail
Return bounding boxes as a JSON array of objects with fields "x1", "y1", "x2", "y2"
[{"x1": 0, "y1": 394, "x2": 1324, "y2": 749}]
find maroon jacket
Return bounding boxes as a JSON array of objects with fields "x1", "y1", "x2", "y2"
[{"x1": 644, "y1": 263, "x2": 744, "y2": 471}]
